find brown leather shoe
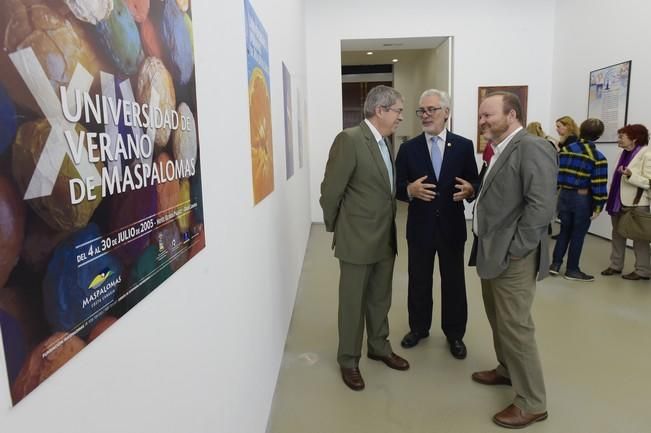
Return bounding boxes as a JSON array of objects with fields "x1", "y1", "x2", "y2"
[
  {"x1": 493, "y1": 404, "x2": 548, "y2": 429},
  {"x1": 340, "y1": 367, "x2": 365, "y2": 391},
  {"x1": 601, "y1": 267, "x2": 622, "y2": 276},
  {"x1": 368, "y1": 352, "x2": 410, "y2": 370},
  {"x1": 622, "y1": 271, "x2": 650, "y2": 280},
  {"x1": 471, "y1": 369, "x2": 512, "y2": 386}
]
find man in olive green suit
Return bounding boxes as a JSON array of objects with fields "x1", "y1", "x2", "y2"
[{"x1": 320, "y1": 85, "x2": 409, "y2": 391}]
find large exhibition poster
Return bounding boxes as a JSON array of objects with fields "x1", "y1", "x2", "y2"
[
  {"x1": 588, "y1": 61, "x2": 631, "y2": 143},
  {"x1": 282, "y1": 62, "x2": 294, "y2": 179},
  {"x1": 244, "y1": 0, "x2": 274, "y2": 204},
  {"x1": 0, "y1": 0, "x2": 205, "y2": 405}
]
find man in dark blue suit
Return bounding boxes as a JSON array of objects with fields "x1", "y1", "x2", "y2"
[{"x1": 395, "y1": 89, "x2": 479, "y2": 359}]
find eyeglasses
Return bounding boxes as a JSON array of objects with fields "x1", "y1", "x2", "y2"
[
  {"x1": 383, "y1": 106, "x2": 403, "y2": 115},
  {"x1": 416, "y1": 106, "x2": 443, "y2": 117}
]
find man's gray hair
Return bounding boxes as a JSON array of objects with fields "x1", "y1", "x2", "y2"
[
  {"x1": 364, "y1": 85, "x2": 403, "y2": 118},
  {"x1": 419, "y1": 89, "x2": 451, "y2": 110}
]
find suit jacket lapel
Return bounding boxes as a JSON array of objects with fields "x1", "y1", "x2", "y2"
[
  {"x1": 439, "y1": 130, "x2": 455, "y2": 181},
  {"x1": 480, "y1": 129, "x2": 526, "y2": 195},
  {"x1": 360, "y1": 121, "x2": 392, "y2": 194},
  {"x1": 416, "y1": 133, "x2": 435, "y2": 177}
]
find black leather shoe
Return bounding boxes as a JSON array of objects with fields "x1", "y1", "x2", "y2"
[
  {"x1": 400, "y1": 331, "x2": 429, "y2": 348},
  {"x1": 448, "y1": 339, "x2": 467, "y2": 359}
]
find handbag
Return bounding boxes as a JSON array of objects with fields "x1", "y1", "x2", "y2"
[{"x1": 616, "y1": 187, "x2": 651, "y2": 241}]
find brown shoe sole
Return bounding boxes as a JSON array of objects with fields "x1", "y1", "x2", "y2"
[
  {"x1": 601, "y1": 268, "x2": 621, "y2": 276},
  {"x1": 367, "y1": 354, "x2": 410, "y2": 371},
  {"x1": 471, "y1": 372, "x2": 512, "y2": 386},
  {"x1": 493, "y1": 412, "x2": 548, "y2": 429},
  {"x1": 341, "y1": 376, "x2": 364, "y2": 391},
  {"x1": 622, "y1": 273, "x2": 650, "y2": 280}
]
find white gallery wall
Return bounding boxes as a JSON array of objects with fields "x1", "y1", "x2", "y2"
[
  {"x1": 426, "y1": 38, "x2": 451, "y2": 103},
  {"x1": 306, "y1": 0, "x2": 557, "y2": 222},
  {"x1": 0, "y1": 1, "x2": 311, "y2": 433},
  {"x1": 393, "y1": 49, "x2": 438, "y2": 141},
  {"x1": 550, "y1": 0, "x2": 651, "y2": 239}
]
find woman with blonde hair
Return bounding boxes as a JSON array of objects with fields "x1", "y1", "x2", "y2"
[
  {"x1": 526, "y1": 122, "x2": 556, "y2": 147},
  {"x1": 555, "y1": 116, "x2": 579, "y2": 149},
  {"x1": 527, "y1": 122, "x2": 559, "y2": 237},
  {"x1": 602, "y1": 124, "x2": 651, "y2": 280}
]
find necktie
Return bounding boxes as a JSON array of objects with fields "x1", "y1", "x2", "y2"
[
  {"x1": 431, "y1": 136, "x2": 443, "y2": 179},
  {"x1": 378, "y1": 138, "x2": 394, "y2": 192}
]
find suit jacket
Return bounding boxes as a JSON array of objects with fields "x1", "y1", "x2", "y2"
[
  {"x1": 395, "y1": 131, "x2": 478, "y2": 246},
  {"x1": 470, "y1": 129, "x2": 558, "y2": 280},
  {"x1": 320, "y1": 121, "x2": 397, "y2": 264},
  {"x1": 620, "y1": 146, "x2": 651, "y2": 206}
]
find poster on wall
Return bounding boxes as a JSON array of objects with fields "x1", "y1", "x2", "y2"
[
  {"x1": 245, "y1": 0, "x2": 274, "y2": 204},
  {"x1": 282, "y1": 62, "x2": 294, "y2": 179},
  {"x1": 0, "y1": 0, "x2": 205, "y2": 405},
  {"x1": 477, "y1": 85, "x2": 528, "y2": 153},
  {"x1": 588, "y1": 60, "x2": 631, "y2": 143}
]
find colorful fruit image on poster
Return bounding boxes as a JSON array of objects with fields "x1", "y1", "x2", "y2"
[
  {"x1": 244, "y1": 0, "x2": 274, "y2": 204},
  {"x1": 0, "y1": 0, "x2": 205, "y2": 405}
]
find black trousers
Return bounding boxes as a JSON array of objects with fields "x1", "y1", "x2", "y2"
[{"x1": 407, "y1": 229, "x2": 468, "y2": 340}]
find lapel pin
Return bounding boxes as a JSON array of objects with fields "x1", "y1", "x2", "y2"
[{"x1": 447, "y1": 142, "x2": 451, "y2": 147}]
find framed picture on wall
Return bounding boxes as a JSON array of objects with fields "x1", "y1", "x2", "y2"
[
  {"x1": 588, "y1": 60, "x2": 631, "y2": 142},
  {"x1": 476, "y1": 85, "x2": 528, "y2": 153}
]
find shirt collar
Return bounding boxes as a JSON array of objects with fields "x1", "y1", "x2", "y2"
[
  {"x1": 425, "y1": 129, "x2": 447, "y2": 144},
  {"x1": 493, "y1": 126, "x2": 522, "y2": 156},
  {"x1": 364, "y1": 118, "x2": 384, "y2": 143}
]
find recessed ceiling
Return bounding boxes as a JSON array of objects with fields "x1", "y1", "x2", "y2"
[
  {"x1": 342, "y1": 49, "x2": 437, "y2": 65},
  {"x1": 341, "y1": 37, "x2": 448, "y2": 52}
]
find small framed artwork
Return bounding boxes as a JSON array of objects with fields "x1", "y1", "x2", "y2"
[
  {"x1": 476, "y1": 85, "x2": 528, "y2": 153},
  {"x1": 588, "y1": 60, "x2": 631, "y2": 142}
]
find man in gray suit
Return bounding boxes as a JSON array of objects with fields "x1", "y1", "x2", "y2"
[
  {"x1": 320, "y1": 85, "x2": 409, "y2": 391},
  {"x1": 468, "y1": 92, "x2": 557, "y2": 428}
]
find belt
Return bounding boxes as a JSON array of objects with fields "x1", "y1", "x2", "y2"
[{"x1": 561, "y1": 187, "x2": 589, "y2": 194}]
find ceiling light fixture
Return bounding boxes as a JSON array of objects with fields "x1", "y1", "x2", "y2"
[
  {"x1": 392, "y1": 58, "x2": 399, "y2": 63},
  {"x1": 366, "y1": 51, "x2": 373, "y2": 55}
]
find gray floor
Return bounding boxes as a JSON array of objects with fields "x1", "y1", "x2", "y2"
[{"x1": 268, "y1": 203, "x2": 651, "y2": 433}]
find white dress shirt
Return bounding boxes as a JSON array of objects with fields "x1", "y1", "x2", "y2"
[{"x1": 472, "y1": 126, "x2": 523, "y2": 235}]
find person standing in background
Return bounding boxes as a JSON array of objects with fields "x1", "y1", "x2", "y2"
[
  {"x1": 549, "y1": 118, "x2": 608, "y2": 282},
  {"x1": 526, "y1": 121, "x2": 557, "y2": 148},
  {"x1": 602, "y1": 124, "x2": 651, "y2": 280},
  {"x1": 555, "y1": 115, "x2": 579, "y2": 150}
]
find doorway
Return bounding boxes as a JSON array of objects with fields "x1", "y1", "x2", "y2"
[{"x1": 340, "y1": 37, "x2": 452, "y2": 154}]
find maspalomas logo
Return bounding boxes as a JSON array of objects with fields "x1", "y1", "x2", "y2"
[
  {"x1": 88, "y1": 268, "x2": 113, "y2": 290},
  {"x1": 82, "y1": 267, "x2": 122, "y2": 309}
]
